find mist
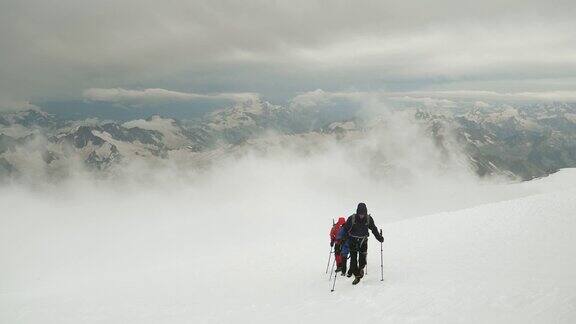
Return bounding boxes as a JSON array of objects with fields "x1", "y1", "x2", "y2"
[{"x1": 1, "y1": 107, "x2": 572, "y2": 322}]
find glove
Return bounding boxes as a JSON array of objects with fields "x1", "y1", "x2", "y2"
[{"x1": 377, "y1": 235, "x2": 384, "y2": 243}]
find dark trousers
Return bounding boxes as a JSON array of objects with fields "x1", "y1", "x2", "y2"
[{"x1": 349, "y1": 237, "x2": 368, "y2": 277}]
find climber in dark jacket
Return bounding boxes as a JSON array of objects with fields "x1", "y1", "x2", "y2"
[{"x1": 341, "y1": 202, "x2": 384, "y2": 285}]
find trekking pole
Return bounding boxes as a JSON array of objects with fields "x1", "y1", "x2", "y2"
[
  {"x1": 379, "y1": 229, "x2": 384, "y2": 282},
  {"x1": 326, "y1": 219, "x2": 335, "y2": 274},
  {"x1": 329, "y1": 257, "x2": 336, "y2": 281},
  {"x1": 364, "y1": 238, "x2": 367, "y2": 275},
  {"x1": 330, "y1": 262, "x2": 338, "y2": 292},
  {"x1": 325, "y1": 246, "x2": 333, "y2": 274}
]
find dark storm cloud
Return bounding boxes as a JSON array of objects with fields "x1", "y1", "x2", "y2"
[{"x1": 1, "y1": 0, "x2": 575, "y2": 109}]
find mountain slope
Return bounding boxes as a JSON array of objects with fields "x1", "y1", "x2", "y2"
[{"x1": 1, "y1": 171, "x2": 575, "y2": 323}]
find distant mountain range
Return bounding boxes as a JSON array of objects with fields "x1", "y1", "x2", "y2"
[{"x1": 1, "y1": 100, "x2": 575, "y2": 181}]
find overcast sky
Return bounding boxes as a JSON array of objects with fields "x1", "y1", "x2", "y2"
[{"x1": 1, "y1": 0, "x2": 576, "y2": 109}]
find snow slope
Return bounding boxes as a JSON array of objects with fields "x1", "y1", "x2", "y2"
[{"x1": 1, "y1": 171, "x2": 576, "y2": 323}]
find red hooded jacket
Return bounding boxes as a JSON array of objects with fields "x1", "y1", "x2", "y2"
[{"x1": 330, "y1": 217, "x2": 347, "y2": 244}]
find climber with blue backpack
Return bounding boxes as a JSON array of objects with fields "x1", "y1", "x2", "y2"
[{"x1": 329, "y1": 217, "x2": 350, "y2": 276}]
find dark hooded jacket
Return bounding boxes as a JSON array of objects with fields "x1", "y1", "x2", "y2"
[{"x1": 342, "y1": 203, "x2": 383, "y2": 241}]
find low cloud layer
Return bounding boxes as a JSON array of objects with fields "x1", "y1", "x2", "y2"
[
  {"x1": 80, "y1": 88, "x2": 576, "y2": 113},
  {"x1": 390, "y1": 90, "x2": 576, "y2": 103},
  {"x1": 83, "y1": 88, "x2": 259, "y2": 105},
  {"x1": 290, "y1": 89, "x2": 576, "y2": 110}
]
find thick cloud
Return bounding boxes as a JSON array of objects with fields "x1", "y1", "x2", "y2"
[{"x1": 1, "y1": 0, "x2": 575, "y2": 108}]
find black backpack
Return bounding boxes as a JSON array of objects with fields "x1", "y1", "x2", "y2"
[{"x1": 350, "y1": 213, "x2": 371, "y2": 226}]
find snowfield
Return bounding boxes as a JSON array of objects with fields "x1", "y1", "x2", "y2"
[{"x1": 1, "y1": 170, "x2": 576, "y2": 323}]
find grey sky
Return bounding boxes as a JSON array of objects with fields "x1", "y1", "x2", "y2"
[{"x1": 1, "y1": 0, "x2": 576, "y2": 109}]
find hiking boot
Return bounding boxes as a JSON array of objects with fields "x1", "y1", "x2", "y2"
[
  {"x1": 352, "y1": 276, "x2": 361, "y2": 285},
  {"x1": 347, "y1": 269, "x2": 353, "y2": 277}
]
